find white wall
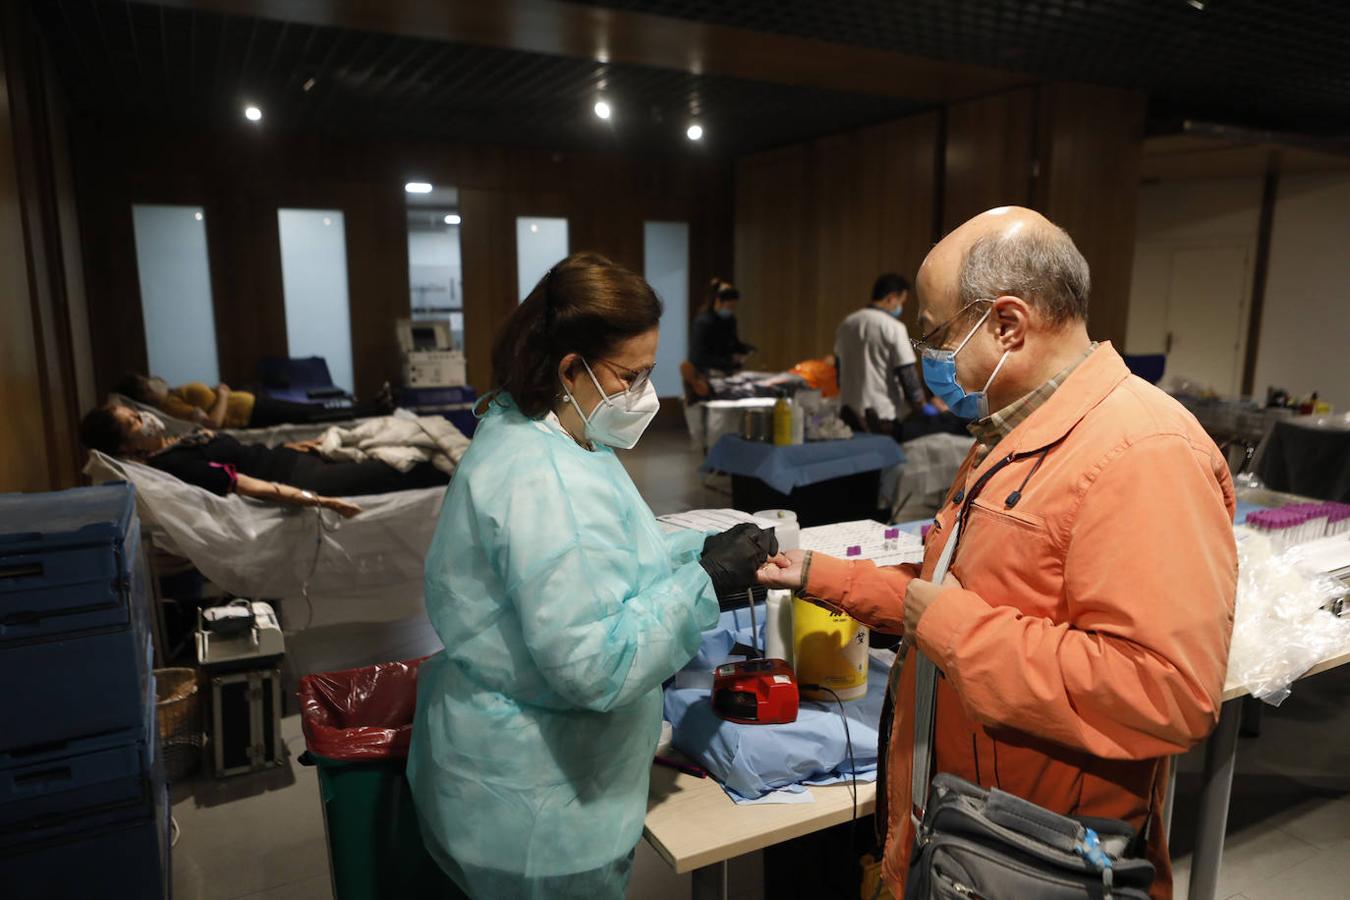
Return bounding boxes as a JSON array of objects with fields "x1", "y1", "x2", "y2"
[
  {"x1": 516, "y1": 217, "x2": 569, "y2": 301},
  {"x1": 1253, "y1": 174, "x2": 1350, "y2": 410},
  {"x1": 644, "y1": 221, "x2": 690, "y2": 397},
  {"x1": 1126, "y1": 177, "x2": 1262, "y2": 361},
  {"x1": 277, "y1": 209, "x2": 354, "y2": 392},
  {"x1": 131, "y1": 204, "x2": 220, "y2": 385},
  {"x1": 408, "y1": 226, "x2": 463, "y2": 311}
]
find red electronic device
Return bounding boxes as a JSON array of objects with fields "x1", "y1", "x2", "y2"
[{"x1": 712, "y1": 658, "x2": 799, "y2": 725}]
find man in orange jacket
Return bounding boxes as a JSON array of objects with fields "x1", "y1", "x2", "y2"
[{"x1": 760, "y1": 207, "x2": 1237, "y2": 899}]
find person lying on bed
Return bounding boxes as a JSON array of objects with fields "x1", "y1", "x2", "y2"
[
  {"x1": 79, "y1": 403, "x2": 449, "y2": 518},
  {"x1": 115, "y1": 373, "x2": 393, "y2": 430}
]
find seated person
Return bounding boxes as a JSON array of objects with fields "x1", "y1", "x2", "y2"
[
  {"x1": 689, "y1": 278, "x2": 755, "y2": 377},
  {"x1": 79, "y1": 403, "x2": 449, "y2": 517},
  {"x1": 116, "y1": 373, "x2": 391, "y2": 430}
]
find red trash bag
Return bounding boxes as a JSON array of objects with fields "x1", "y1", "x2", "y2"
[{"x1": 297, "y1": 657, "x2": 428, "y2": 761}]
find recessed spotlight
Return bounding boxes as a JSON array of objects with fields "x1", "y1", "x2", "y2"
[
  {"x1": 244, "y1": 105, "x2": 262, "y2": 122},
  {"x1": 593, "y1": 100, "x2": 612, "y2": 120},
  {"x1": 322, "y1": 216, "x2": 332, "y2": 226},
  {"x1": 686, "y1": 124, "x2": 704, "y2": 141},
  {"x1": 445, "y1": 214, "x2": 462, "y2": 225},
  {"x1": 530, "y1": 223, "x2": 539, "y2": 233},
  {"x1": 194, "y1": 211, "x2": 203, "y2": 221},
  {"x1": 405, "y1": 182, "x2": 433, "y2": 194},
  {"x1": 302, "y1": 77, "x2": 316, "y2": 92}
]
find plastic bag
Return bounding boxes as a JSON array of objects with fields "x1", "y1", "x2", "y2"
[
  {"x1": 1227, "y1": 528, "x2": 1350, "y2": 705},
  {"x1": 298, "y1": 657, "x2": 428, "y2": 760}
]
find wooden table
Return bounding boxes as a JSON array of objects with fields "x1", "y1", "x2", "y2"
[
  {"x1": 644, "y1": 762, "x2": 875, "y2": 899},
  {"x1": 1186, "y1": 647, "x2": 1350, "y2": 900}
]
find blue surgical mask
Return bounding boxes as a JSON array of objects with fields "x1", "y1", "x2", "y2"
[
  {"x1": 889, "y1": 305, "x2": 904, "y2": 319},
  {"x1": 920, "y1": 308, "x2": 1010, "y2": 420},
  {"x1": 715, "y1": 307, "x2": 734, "y2": 320}
]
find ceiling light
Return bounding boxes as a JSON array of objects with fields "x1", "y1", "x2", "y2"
[
  {"x1": 244, "y1": 105, "x2": 262, "y2": 122},
  {"x1": 322, "y1": 216, "x2": 332, "y2": 226},
  {"x1": 686, "y1": 124, "x2": 704, "y2": 141},
  {"x1": 593, "y1": 100, "x2": 612, "y2": 120},
  {"x1": 1186, "y1": 0, "x2": 1206, "y2": 8},
  {"x1": 444, "y1": 214, "x2": 461, "y2": 225},
  {"x1": 530, "y1": 223, "x2": 539, "y2": 233},
  {"x1": 405, "y1": 182, "x2": 433, "y2": 194},
  {"x1": 194, "y1": 211, "x2": 203, "y2": 221},
  {"x1": 302, "y1": 77, "x2": 316, "y2": 92}
]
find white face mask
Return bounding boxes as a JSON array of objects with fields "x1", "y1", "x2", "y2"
[
  {"x1": 561, "y1": 359, "x2": 660, "y2": 450},
  {"x1": 136, "y1": 411, "x2": 167, "y2": 439}
]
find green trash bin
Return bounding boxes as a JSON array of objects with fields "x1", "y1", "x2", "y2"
[{"x1": 297, "y1": 658, "x2": 461, "y2": 900}]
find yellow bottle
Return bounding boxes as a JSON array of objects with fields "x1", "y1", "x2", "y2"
[
  {"x1": 773, "y1": 395, "x2": 793, "y2": 446},
  {"x1": 792, "y1": 596, "x2": 869, "y2": 701}
]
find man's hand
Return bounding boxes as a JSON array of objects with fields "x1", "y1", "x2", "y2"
[
  {"x1": 904, "y1": 570, "x2": 963, "y2": 636},
  {"x1": 214, "y1": 383, "x2": 231, "y2": 397},
  {"x1": 757, "y1": 549, "x2": 805, "y2": 590}
]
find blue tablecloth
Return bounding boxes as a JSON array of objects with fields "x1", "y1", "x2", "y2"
[
  {"x1": 664, "y1": 609, "x2": 888, "y2": 800},
  {"x1": 702, "y1": 435, "x2": 906, "y2": 495}
]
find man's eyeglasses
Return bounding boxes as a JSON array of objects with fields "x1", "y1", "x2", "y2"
[{"x1": 909, "y1": 299, "x2": 992, "y2": 355}]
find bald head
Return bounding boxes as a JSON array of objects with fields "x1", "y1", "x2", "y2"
[{"x1": 916, "y1": 206, "x2": 1090, "y2": 335}]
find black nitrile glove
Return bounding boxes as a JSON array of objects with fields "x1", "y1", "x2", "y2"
[{"x1": 699, "y1": 524, "x2": 779, "y2": 595}]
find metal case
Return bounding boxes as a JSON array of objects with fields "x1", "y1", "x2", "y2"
[{"x1": 209, "y1": 668, "x2": 284, "y2": 777}]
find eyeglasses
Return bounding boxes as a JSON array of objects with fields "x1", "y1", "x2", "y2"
[
  {"x1": 910, "y1": 299, "x2": 992, "y2": 355},
  {"x1": 595, "y1": 358, "x2": 655, "y2": 394}
]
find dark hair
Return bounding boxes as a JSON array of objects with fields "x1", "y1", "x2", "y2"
[
  {"x1": 490, "y1": 252, "x2": 663, "y2": 419},
  {"x1": 957, "y1": 225, "x2": 1090, "y2": 325},
  {"x1": 114, "y1": 373, "x2": 153, "y2": 403},
  {"x1": 705, "y1": 277, "x2": 740, "y2": 311},
  {"x1": 871, "y1": 273, "x2": 910, "y2": 302},
  {"x1": 80, "y1": 404, "x2": 131, "y2": 456}
]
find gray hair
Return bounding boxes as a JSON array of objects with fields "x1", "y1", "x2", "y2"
[{"x1": 956, "y1": 224, "x2": 1090, "y2": 325}]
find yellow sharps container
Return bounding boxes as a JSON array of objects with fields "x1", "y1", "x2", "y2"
[{"x1": 791, "y1": 596, "x2": 869, "y2": 701}]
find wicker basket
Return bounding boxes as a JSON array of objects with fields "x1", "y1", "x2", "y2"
[{"x1": 155, "y1": 667, "x2": 204, "y2": 781}]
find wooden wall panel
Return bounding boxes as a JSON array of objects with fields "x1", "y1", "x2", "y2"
[
  {"x1": 734, "y1": 112, "x2": 940, "y2": 370},
  {"x1": 0, "y1": 29, "x2": 50, "y2": 492},
  {"x1": 1034, "y1": 83, "x2": 1147, "y2": 349},
  {"x1": 0, "y1": 2, "x2": 90, "y2": 492},
  {"x1": 73, "y1": 129, "x2": 733, "y2": 400},
  {"x1": 942, "y1": 89, "x2": 1037, "y2": 233}
]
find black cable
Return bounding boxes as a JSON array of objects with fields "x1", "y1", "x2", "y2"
[{"x1": 803, "y1": 684, "x2": 859, "y2": 856}]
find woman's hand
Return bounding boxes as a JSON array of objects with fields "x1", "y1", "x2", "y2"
[
  {"x1": 757, "y1": 549, "x2": 805, "y2": 590},
  {"x1": 319, "y1": 497, "x2": 362, "y2": 519},
  {"x1": 284, "y1": 439, "x2": 323, "y2": 454},
  {"x1": 699, "y1": 523, "x2": 778, "y2": 594}
]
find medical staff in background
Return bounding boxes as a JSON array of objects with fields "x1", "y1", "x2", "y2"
[
  {"x1": 688, "y1": 277, "x2": 755, "y2": 376},
  {"x1": 408, "y1": 252, "x2": 778, "y2": 899},
  {"x1": 834, "y1": 272, "x2": 932, "y2": 438}
]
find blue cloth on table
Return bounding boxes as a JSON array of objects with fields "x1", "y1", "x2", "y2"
[
  {"x1": 1234, "y1": 499, "x2": 1268, "y2": 525},
  {"x1": 665, "y1": 608, "x2": 889, "y2": 800},
  {"x1": 702, "y1": 434, "x2": 906, "y2": 495}
]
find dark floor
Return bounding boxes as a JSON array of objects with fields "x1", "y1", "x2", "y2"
[{"x1": 168, "y1": 421, "x2": 1350, "y2": 900}]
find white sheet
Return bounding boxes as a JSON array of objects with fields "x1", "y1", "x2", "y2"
[{"x1": 84, "y1": 451, "x2": 443, "y2": 629}]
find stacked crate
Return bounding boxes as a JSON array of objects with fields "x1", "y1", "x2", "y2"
[{"x1": 0, "y1": 483, "x2": 170, "y2": 899}]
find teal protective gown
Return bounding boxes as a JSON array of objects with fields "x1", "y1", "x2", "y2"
[{"x1": 408, "y1": 398, "x2": 719, "y2": 899}]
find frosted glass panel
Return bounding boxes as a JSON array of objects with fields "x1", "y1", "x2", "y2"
[
  {"x1": 277, "y1": 209, "x2": 353, "y2": 392},
  {"x1": 516, "y1": 217, "x2": 569, "y2": 302},
  {"x1": 132, "y1": 204, "x2": 219, "y2": 385},
  {"x1": 407, "y1": 217, "x2": 463, "y2": 350},
  {"x1": 644, "y1": 221, "x2": 690, "y2": 397}
]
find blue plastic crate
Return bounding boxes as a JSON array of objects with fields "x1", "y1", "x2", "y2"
[
  {"x1": 0, "y1": 781, "x2": 170, "y2": 899},
  {"x1": 0, "y1": 484, "x2": 154, "y2": 752},
  {"x1": 0, "y1": 657, "x2": 159, "y2": 847},
  {"x1": 400, "y1": 385, "x2": 478, "y2": 437}
]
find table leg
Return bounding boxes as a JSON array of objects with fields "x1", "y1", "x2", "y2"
[
  {"x1": 1163, "y1": 754, "x2": 1179, "y2": 844},
  {"x1": 691, "y1": 860, "x2": 728, "y2": 900},
  {"x1": 1188, "y1": 697, "x2": 1242, "y2": 900}
]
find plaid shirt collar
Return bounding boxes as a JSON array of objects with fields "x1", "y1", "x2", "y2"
[{"x1": 968, "y1": 343, "x2": 1097, "y2": 462}]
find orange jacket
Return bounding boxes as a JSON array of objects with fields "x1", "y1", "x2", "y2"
[{"x1": 804, "y1": 344, "x2": 1236, "y2": 899}]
